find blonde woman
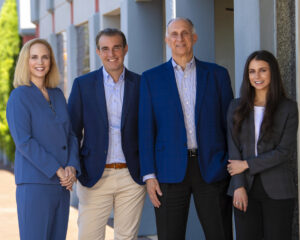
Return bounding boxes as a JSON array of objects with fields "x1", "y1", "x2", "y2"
[{"x1": 6, "y1": 38, "x2": 80, "y2": 240}]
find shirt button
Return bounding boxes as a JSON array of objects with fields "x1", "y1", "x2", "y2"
[{"x1": 62, "y1": 146, "x2": 67, "y2": 150}]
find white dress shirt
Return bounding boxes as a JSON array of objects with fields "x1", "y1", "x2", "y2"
[
  {"x1": 254, "y1": 106, "x2": 265, "y2": 156},
  {"x1": 103, "y1": 67, "x2": 126, "y2": 164}
]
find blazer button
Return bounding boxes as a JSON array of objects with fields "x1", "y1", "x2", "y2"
[
  {"x1": 62, "y1": 146, "x2": 67, "y2": 150},
  {"x1": 104, "y1": 150, "x2": 107, "y2": 154}
]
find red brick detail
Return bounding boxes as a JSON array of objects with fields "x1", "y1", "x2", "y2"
[
  {"x1": 22, "y1": 35, "x2": 35, "y2": 44},
  {"x1": 52, "y1": 12, "x2": 55, "y2": 33},
  {"x1": 35, "y1": 23, "x2": 40, "y2": 37},
  {"x1": 95, "y1": 0, "x2": 99, "y2": 13}
]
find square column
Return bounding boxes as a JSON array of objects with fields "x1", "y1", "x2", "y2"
[
  {"x1": 66, "y1": 24, "x2": 78, "y2": 96},
  {"x1": 89, "y1": 12, "x2": 101, "y2": 71}
]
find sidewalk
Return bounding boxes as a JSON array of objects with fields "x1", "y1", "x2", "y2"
[
  {"x1": 0, "y1": 166, "x2": 114, "y2": 240},
  {"x1": 0, "y1": 163, "x2": 156, "y2": 240}
]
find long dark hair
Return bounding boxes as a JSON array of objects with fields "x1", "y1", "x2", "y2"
[{"x1": 233, "y1": 50, "x2": 286, "y2": 137}]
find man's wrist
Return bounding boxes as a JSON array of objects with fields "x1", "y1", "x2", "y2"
[{"x1": 143, "y1": 173, "x2": 156, "y2": 182}]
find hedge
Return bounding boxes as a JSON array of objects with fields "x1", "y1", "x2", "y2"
[{"x1": 0, "y1": 0, "x2": 21, "y2": 162}]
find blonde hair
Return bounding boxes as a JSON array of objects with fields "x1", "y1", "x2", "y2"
[{"x1": 13, "y1": 38, "x2": 60, "y2": 88}]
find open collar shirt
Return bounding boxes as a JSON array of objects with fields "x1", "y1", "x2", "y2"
[
  {"x1": 103, "y1": 67, "x2": 126, "y2": 164},
  {"x1": 172, "y1": 57, "x2": 198, "y2": 149}
]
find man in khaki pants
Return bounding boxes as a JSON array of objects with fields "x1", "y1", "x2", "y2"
[{"x1": 68, "y1": 28, "x2": 146, "y2": 240}]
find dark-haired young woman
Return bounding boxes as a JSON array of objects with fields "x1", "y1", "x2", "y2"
[{"x1": 226, "y1": 50, "x2": 298, "y2": 240}]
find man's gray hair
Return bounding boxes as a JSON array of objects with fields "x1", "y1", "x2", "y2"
[{"x1": 166, "y1": 17, "x2": 196, "y2": 36}]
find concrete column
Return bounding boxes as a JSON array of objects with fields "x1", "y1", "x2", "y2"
[
  {"x1": 165, "y1": 0, "x2": 215, "y2": 62},
  {"x1": 234, "y1": 0, "x2": 260, "y2": 96},
  {"x1": 234, "y1": 0, "x2": 277, "y2": 97},
  {"x1": 260, "y1": 0, "x2": 276, "y2": 54},
  {"x1": 66, "y1": 25, "x2": 78, "y2": 96},
  {"x1": 121, "y1": 0, "x2": 163, "y2": 74},
  {"x1": 48, "y1": 33, "x2": 58, "y2": 62},
  {"x1": 48, "y1": 33, "x2": 66, "y2": 91},
  {"x1": 89, "y1": 12, "x2": 101, "y2": 71},
  {"x1": 120, "y1": 0, "x2": 164, "y2": 235},
  {"x1": 30, "y1": 0, "x2": 39, "y2": 23},
  {"x1": 165, "y1": 0, "x2": 176, "y2": 60},
  {"x1": 176, "y1": 0, "x2": 215, "y2": 62}
]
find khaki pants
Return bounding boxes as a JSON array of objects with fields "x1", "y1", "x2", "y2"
[{"x1": 77, "y1": 168, "x2": 146, "y2": 240}]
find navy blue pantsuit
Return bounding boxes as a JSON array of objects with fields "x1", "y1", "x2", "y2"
[
  {"x1": 6, "y1": 83, "x2": 81, "y2": 240},
  {"x1": 17, "y1": 184, "x2": 70, "y2": 240}
]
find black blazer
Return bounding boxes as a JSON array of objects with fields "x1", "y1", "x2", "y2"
[
  {"x1": 227, "y1": 98, "x2": 298, "y2": 199},
  {"x1": 68, "y1": 67, "x2": 143, "y2": 187}
]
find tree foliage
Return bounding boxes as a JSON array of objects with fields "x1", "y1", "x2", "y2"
[{"x1": 0, "y1": 0, "x2": 21, "y2": 161}]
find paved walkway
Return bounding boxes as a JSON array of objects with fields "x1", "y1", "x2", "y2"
[
  {"x1": 0, "y1": 163, "x2": 156, "y2": 240},
  {"x1": 0, "y1": 166, "x2": 114, "y2": 240}
]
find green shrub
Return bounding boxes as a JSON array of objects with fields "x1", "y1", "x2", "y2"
[{"x1": 0, "y1": 0, "x2": 21, "y2": 162}]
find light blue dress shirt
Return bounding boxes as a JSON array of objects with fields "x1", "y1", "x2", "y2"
[
  {"x1": 172, "y1": 57, "x2": 198, "y2": 149},
  {"x1": 143, "y1": 57, "x2": 198, "y2": 181},
  {"x1": 103, "y1": 67, "x2": 126, "y2": 164}
]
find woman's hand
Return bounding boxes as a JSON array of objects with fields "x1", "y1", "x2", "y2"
[
  {"x1": 56, "y1": 167, "x2": 66, "y2": 180},
  {"x1": 65, "y1": 166, "x2": 77, "y2": 182},
  {"x1": 62, "y1": 166, "x2": 77, "y2": 191},
  {"x1": 227, "y1": 160, "x2": 249, "y2": 176},
  {"x1": 233, "y1": 187, "x2": 248, "y2": 212},
  {"x1": 56, "y1": 166, "x2": 76, "y2": 191}
]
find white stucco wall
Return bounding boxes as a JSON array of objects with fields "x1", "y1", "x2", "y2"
[
  {"x1": 100, "y1": 0, "x2": 120, "y2": 15},
  {"x1": 74, "y1": 0, "x2": 94, "y2": 26},
  {"x1": 54, "y1": 1, "x2": 70, "y2": 33}
]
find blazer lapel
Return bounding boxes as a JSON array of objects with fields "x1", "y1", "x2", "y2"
[
  {"x1": 195, "y1": 59, "x2": 208, "y2": 125},
  {"x1": 95, "y1": 67, "x2": 109, "y2": 129},
  {"x1": 164, "y1": 59, "x2": 185, "y2": 120},
  {"x1": 121, "y1": 69, "x2": 134, "y2": 129},
  {"x1": 248, "y1": 110, "x2": 256, "y2": 156}
]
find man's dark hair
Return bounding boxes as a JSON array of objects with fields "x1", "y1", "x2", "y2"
[{"x1": 95, "y1": 28, "x2": 127, "y2": 49}]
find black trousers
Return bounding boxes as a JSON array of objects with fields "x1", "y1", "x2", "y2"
[
  {"x1": 155, "y1": 156, "x2": 232, "y2": 240},
  {"x1": 234, "y1": 176, "x2": 295, "y2": 240}
]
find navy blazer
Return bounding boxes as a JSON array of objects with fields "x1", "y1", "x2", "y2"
[
  {"x1": 139, "y1": 58, "x2": 233, "y2": 183},
  {"x1": 227, "y1": 98, "x2": 298, "y2": 199},
  {"x1": 6, "y1": 84, "x2": 81, "y2": 184},
  {"x1": 68, "y1": 67, "x2": 143, "y2": 187}
]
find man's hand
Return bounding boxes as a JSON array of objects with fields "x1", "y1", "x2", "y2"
[
  {"x1": 146, "y1": 178, "x2": 162, "y2": 208},
  {"x1": 233, "y1": 187, "x2": 248, "y2": 212},
  {"x1": 227, "y1": 160, "x2": 249, "y2": 176}
]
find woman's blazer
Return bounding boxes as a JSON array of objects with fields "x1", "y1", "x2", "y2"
[
  {"x1": 6, "y1": 84, "x2": 81, "y2": 185},
  {"x1": 227, "y1": 98, "x2": 298, "y2": 199}
]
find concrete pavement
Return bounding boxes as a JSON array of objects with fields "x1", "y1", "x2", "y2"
[
  {"x1": 0, "y1": 163, "x2": 156, "y2": 240},
  {"x1": 0, "y1": 166, "x2": 114, "y2": 240}
]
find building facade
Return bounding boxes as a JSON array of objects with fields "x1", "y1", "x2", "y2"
[{"x1": 18, "y1": 0, "x2": 300, "y2": 239}]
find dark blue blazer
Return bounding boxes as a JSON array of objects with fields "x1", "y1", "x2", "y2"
[
  {"x1": 68, "y1": 67, "x2": 143, "y2": 187},
  {"x1": 139, "y1": 58, "x2": 233, "y2": 184},
  {"x1": 6, "y1": 84, "x2": 81, "y2": 184}
]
